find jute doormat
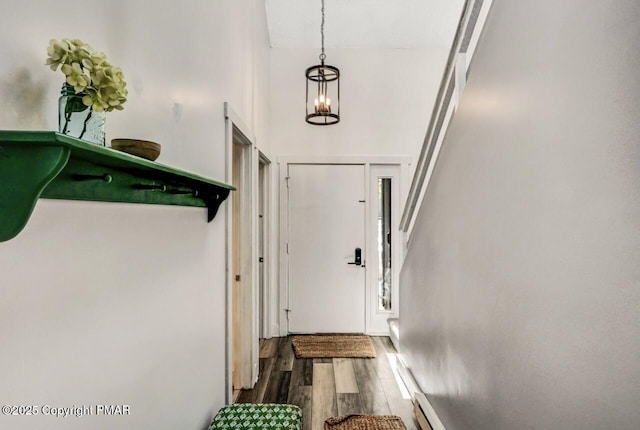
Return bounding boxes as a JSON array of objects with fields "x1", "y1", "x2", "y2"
[
  {"x1": 291, "y1": 335, "x2": 376, "y2": 358},
  {"x1": 325, "y1": 415, "x2": 406, "y2": 430}
]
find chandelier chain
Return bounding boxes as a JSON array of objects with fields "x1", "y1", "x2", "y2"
[{"x1": 320, "y1": 0, "x2": 326, "y2": 62}]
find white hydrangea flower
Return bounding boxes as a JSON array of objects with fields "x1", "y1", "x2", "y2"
[{"x1": 46, "y1": 38, "x2": 127, "y2": 112}]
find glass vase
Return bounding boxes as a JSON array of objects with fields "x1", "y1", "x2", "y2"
[{"x1": 58, "y1": 83, "x2": 105, "y2": 146}]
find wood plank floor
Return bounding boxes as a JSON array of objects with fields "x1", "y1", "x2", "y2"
[{"x1": 237, "y1": 336, "x2": 418, "y2": 430}]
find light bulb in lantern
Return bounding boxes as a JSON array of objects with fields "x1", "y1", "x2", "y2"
[{"x1": 319, "y1": 94, "x2": 325, "y2": 104}]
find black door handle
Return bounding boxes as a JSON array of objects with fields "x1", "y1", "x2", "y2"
[{"x1": 348, "y1": 247, "x2": 362, "y2": 266}]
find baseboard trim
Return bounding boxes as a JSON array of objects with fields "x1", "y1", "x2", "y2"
[
  {"x1": 414, "y1": 392, "x2": 446, "y2": 430},
  {"x1": 414, "y1": 399, "x2": 433, "y2": 430},
  {"x1": 367, "y1": 331, "x2": 391, "y2": 337},
  {"x1": 396, "y1": 354, "x2": 420, "y2": 400},
  {"x1": 396, "y1": 354, "x2": 447, "y2": 430}
]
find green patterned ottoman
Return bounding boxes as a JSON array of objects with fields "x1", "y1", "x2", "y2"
[{"x1": 208, "y1": 404, "x2": 302, "y2": 430}]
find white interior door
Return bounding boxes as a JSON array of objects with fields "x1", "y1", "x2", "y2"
[{"x1": 287, "y1": 164, "x2": 366, "y2": 333}]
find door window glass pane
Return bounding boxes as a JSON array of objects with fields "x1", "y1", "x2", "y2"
[{"x1": 377, "y1": 178, "x2": 392, "y2": 311}]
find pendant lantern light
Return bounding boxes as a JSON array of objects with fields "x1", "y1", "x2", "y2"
[{"x1": 305, "y1": 0, "x2": 340, "y2": 125}]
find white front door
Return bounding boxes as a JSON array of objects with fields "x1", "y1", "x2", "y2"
[{"x1": 287, "y1": 164, "x2": 366, "y2": 333}]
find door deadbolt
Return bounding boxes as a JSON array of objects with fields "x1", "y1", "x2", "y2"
[{"x1": 347, "y1": 248, "x2": 362, "y2": 266}]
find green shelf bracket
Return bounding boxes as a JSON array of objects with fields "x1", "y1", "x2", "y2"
[
  {"x1": 0, "y1": 131, "x2": 234, "y2": 242},
  {"x1": 0, "y1": 144, "x2": 70, "y2": 241}
]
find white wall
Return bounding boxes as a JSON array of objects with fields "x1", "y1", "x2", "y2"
[
  {"x1": 400, "y1": 0, "x2": 640, "y2": 429},
  {"x1": 270, "y1": 48, "x2": 450, "y2": 162},
  {"x1": 0, "y1": 1, "x2": 270, "y2": 429}
]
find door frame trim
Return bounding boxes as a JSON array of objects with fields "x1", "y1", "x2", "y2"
[
  {"x1": 277, "y1": 156, "x2": 411, "y2": 336},
  {"x1": 224, "y1": 102, "x2": 258, "y2": 402},
  {"x1": 278, "y1": 155, "x2": 410, "y2": 165},
  {"x1": 257, "y1": 152, "x2": 272, "y2": 340}
]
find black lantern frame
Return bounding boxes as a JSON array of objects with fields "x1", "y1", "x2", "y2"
[
  {"x1": 305, "y1": 62, "x2": 340, "y2": 125},
  {"x1": 305, "y1": 0, "x2": 340, "y2": 126}
]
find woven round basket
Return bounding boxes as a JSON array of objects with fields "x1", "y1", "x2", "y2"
[
  {"x1": 111, "y1": 138, "x2": 161, "y2": 161},
  {"x1": 324, "y1": 415, "x2": 406, "y2": 430}
]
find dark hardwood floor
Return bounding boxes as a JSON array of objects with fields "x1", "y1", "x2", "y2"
[{"x1": 235, "y1": 336, "x2": 418, "y2": 430}]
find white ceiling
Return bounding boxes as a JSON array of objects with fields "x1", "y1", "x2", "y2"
[{"x1": 265, "y1": 0, "x2": 466, "y2": 49}]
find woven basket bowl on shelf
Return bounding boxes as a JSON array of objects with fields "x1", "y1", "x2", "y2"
[{"x1": 111, "y1": 138, "x2": 161, "y2": 161}]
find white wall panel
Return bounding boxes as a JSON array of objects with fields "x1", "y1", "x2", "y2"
[
  {"x1": 400, "y1": 1, "x2": 640, "y2": 429},
  {"x1": 0, "y1": 1, "x2": 270, "y2": 429},
  {"x1": 270, "y1": 47, "x2": 450, "y2": 168},
  {"x1": 269, "y1": 46, "x2": 457, "y2": 337}
]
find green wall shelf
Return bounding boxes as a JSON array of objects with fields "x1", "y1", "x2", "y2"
[{"x1": 0, "y1": 131, "x2": 234, "y2": 242}]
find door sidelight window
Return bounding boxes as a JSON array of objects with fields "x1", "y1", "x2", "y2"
[{"x1": 377, "y1": 178, "x2": 392, "y2": 311}]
